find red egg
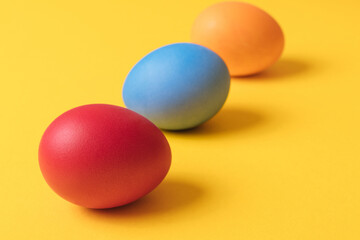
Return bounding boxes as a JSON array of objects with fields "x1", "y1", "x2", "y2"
[{"x1": 39, "y1": 104, "x2": 171, "y2": 209}]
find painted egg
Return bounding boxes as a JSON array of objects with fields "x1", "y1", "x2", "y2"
[
  {"x1": 39, "y1": 104, "x2": 171, "y2": 209},
  {"x1": 122, "y1": 43, "x2": 230, "y2": 130},
  {"x1": 191, "y1": 2, "x2": 285, "y2": 76}
]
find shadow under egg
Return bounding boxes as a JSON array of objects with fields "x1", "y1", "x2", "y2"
[{"x1": 79, "y1": 179, "x2": 206, "y2": 219}]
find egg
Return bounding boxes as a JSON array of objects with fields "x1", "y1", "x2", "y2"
[
  {"x1": 122, "y1": 43, "x2": 230, "y2": 130},
  {"x1": 191, "y1": 2, "x2": 285, "y2": 76},
  {"x1": 38, "y1": 104, "x2": 171, "y2": 209}
]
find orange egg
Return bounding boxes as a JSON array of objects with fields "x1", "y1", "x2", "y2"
[{"x1": 191, "y1": 2, "x2": 285, "y2": 76}]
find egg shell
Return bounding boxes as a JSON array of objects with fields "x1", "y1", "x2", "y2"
[
  {"x1": 39, "y1": 104, "x2": 171, "y2": 209},
  {"x1": 122, "y1": 43, "x2": 230, "y2": 130},
  {"x1": 191, "y1": 1, "x2": 285, "y2": 76}
]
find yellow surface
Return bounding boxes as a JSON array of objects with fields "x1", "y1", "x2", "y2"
[{"x1": 1, "y1": 0, "x2": 359, "y2": 239}]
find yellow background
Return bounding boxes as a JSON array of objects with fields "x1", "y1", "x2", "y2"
[{"x1": 1, "y1": 0, "x2": 359, "y2": 239}]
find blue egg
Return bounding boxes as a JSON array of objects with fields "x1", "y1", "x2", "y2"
[{"x1": 122, "y1": 43, "x2": 230, "y2": 130}]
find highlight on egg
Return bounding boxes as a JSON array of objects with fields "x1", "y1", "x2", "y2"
[
  {"x1": 191, "y1": 1, "x2": 285, "y2": 76},
  {"x1": 122, "y1": 42, "x2": 230, "y2": 130},
  {"x1": 39, "y1": 104, "x2": 171, "y2": 209}
]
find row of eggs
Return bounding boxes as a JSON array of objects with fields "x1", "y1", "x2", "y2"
[{"x1": 39, "y1": 2, "x2": 284, "y2": 209}]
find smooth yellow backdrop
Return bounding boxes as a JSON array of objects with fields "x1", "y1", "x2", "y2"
[{"x1": 1, "y1": 0, "x2": 359, "y2": 239}]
